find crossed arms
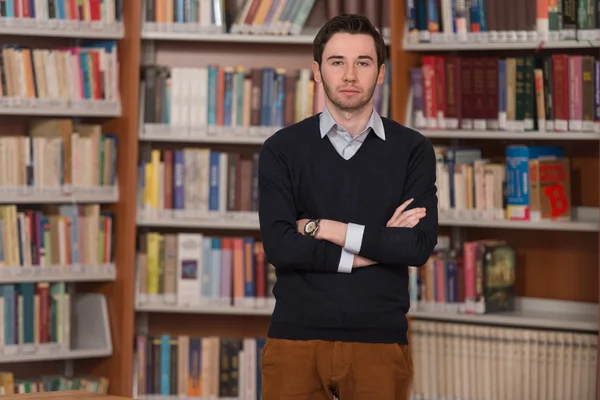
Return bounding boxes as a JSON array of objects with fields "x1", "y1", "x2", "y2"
[
  {"x1": 296, "y1": 198, "x2": 428, "y2": 271},
  {"x1": 257, "y1": 137, "x2": 439, "y2": 273}
]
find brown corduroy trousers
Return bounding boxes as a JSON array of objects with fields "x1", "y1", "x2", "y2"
[{"x1": 260, "y1": 338, "x2": 414, "y2": 400}]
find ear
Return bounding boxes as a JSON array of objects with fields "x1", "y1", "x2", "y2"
[
  {"x1": 377, "y1": 62, "x2": 386, "y2": 85},
  {"x1": 312, "y1": 61, "x2": 322, "y2": 83}
]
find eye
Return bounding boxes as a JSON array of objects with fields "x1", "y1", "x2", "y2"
[
  {"x1": 332, "y1": 61, "x2": 342, "y2": 65},
  {"x1": 358, "y1": 62, "x2": 370, "y2": 66}
]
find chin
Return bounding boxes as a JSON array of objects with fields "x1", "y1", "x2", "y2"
[{"x1": 334, "y1": 98, "x2": 370, "y2": 111}]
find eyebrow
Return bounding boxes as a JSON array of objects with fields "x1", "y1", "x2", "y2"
[{"x1": 326, "y1": 55, "x2": 375, "y2": 62}]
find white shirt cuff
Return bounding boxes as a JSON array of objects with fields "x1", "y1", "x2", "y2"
[
  {"x1": 344, "y1": 223, "x2": 365, "y2": 254},
  {"x1": 338, "y1": 249, "x2": 354, "y2": 273}
]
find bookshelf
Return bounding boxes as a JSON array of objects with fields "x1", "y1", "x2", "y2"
[
  {"x1": 392, "y1": 1, "x2": 600, "y2": 399},
  {"x1": 0, "y1": 0, "x2": 132, "y2": 397},
  {"x1": 132, "y1": 0, "x2": 392, "y2": 398},
  {"x1": 52, "y1": 0, "x2": 598, "y2": 398}
]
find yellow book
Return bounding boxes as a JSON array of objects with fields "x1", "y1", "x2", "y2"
[
  {"x1": 151, "y1": 150, "x2": 161, "y2": 210},
  {"x1": 144, "y1": 162, "x2": 153, "y2": 210},
  {"x1": 146, "y1": 233, "x2": 161, "y2": 296}
]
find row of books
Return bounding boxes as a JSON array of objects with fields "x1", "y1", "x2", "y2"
[
  {"x1": 136, "y1": 232, "x2": 274, "y2": 309},
  {"x1": 324, "y1": 0, "x2": 389, "y2": 32},
  {"x1": 434, "y1": 145, "x2": 572, "y2": 222},
  {"x1": 138, "y1": 144, "x2": 572, "y2": 224},
  {"x1": 0, "y1": 120, "x2": 117, "y2": 190},
  {"x1": 411, "y1": 54, "x2": 600, "y2": 133},
  {"x1": 0, "y1": 204, "x2": 113, "y2": 268},
  {"x1": 139, "y1": 148, "x2": 259, "y2": 216},
  {"x1": 0, "y1": 373, "x2": 109, "y2": 395},
  {"x1": 410, "y1": 236, "x2": 517, "y2": 315},
  {"x1": 135, "y1": 334, "x2": 264, "y2": 399},
  {"x1": 144, "y1": 0, "x2": 225, "y2": 33},
  {"x1": 141, "y1": 61, "x2": 391, "y2": 134},
  {"x1": 405, "y1": 0, "x2": 598, "y2": 44},
  {"x1": 410, "y1": 320, "x2": 598, "y2": 400},
  {"x1": 229, "y1": 0, "x2": 315, "y2": 36},
  {"x1": 0, "y1": 41, "x2": 120, "y2": 106},
  {"x1": 0, "y1": 0, "x2": 123, "y2": 24},
  {"x1": 0, "y1": 282, "x2": 69, "y2": 350}
]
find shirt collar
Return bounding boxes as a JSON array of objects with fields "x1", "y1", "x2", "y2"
[{"x1": 319, "y1": 106, "x2": 386, "y2": 141}]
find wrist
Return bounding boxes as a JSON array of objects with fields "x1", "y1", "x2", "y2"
[{"x1": 317, "y1": 219, "x2": 347, "y2": 246}]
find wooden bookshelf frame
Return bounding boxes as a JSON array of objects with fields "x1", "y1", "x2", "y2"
[{"x1": 75, "y1": 0, "x2": 142, "y2": 396}]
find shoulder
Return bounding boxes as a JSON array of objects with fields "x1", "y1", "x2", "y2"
[
  {"x1": 381, "y1": 117, "x2": 436, "y2": 166},
  {"x1": 381, "y1": 117, "x2": 432, "y2": 148},
  {"x1": 262, "y1": 114, "x2": 320, "y2": 152}
]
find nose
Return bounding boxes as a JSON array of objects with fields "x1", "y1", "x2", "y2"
[{"x1": 343, "y1": 65, "x2": 357, "y2": 82}]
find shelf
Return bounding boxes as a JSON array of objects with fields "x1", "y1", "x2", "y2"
[
  {"x1": 420, "y1": 129, "x2": 600, "y2": 140},
  {"x1": 137, "y1": 397, "x2": 242, "y2": 400},
  {"x1": 402, "y1": 30, "x2": 600, "y2": 51},
  {"x1": 0, "y1": 293, "x2": 112, "y2": 363},
  {"x1": 0, "y1": 19, "x2": 124, "y2": 39},
  {"x1": 0, "y1": 186, "x2": 119, "y2": 204},
  {"x1": 439, "y1": 207, "x2": 599, "y2": 232},
  {"x1": 142, "y1": 26, "x2": 391, "y2": 45},
  {"x1": 142, "y1": 125, "x2": 600, "y2": 143},
  {"x1": 0, "y1": 99, "x2": 121, "y2": 117},
  {"x1": 137, "y1": 210, "x2": 260, "y2": 230},
  {"x1": 139, "y1": 123, "x2": 274, "y2": 144},
  {"x1": 0, "y1": 264, "x2": 116, "y2": 284},
  {"x1": 0, "y1": 346, "x2": 112, "y2": 364},
  {"x1": 136, "y1": 302, "x2": 273, "y2": 316},
  {"x1": 138, "y1": 208, "x2": 599, "y2": 232},
  {"x1": 137, "y1": 298, "x2": 598, "y2": 332},
  {"x1": 403, "y1": 40, "x2": 600, "y2": 51},
  {"x1": 409, "y1": 297, "x2": 598, "y2": 332}
]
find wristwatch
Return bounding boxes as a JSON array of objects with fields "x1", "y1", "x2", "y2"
[{"x1": 303, "y1": 219, "x2": 321, "y2": 238}]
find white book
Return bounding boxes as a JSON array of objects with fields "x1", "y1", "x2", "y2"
[
  {"x1": 587, "y1": 335, "x2": 598, "y2": 400},
  {"x1": 563, "y1": 332, "x2": 573, "y2": 400},
  {"x1": 245, "y1": 338, "x2": 257, "y2": 400},
  {"x1": 572, "y1": 334, "x2": 582, "y2": 400},
  {"x1": 546, "y1": 331, "x2": 556, "y2": 400},
  {"x1": 176, "y1": 233, "x2": 203, "y2": 306}
]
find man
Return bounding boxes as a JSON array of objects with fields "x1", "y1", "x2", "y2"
[{"x1": 257, "y1": 13, "x2": 438, "y2": 400}]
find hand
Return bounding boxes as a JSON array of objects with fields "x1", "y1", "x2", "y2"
[
  {"x1": 296, "y1": 219, "x2": 309, "y2": 234},
  {"x1": 386, "y1": 198, "x2": 427, "y2": 228},
  {"x1": 352, "y1": 255, "x2": 377, "y2": 269}
]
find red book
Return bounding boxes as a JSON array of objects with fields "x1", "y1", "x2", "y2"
[
  {"x1": 434, "y1": 56, "x2": 447, "y2": 129},
  {"x1": 552, "y1": 54, "x2": 569, "y2": 131},
  {"x1": 460, "y1": 57, "x2": 474, "y2": 129},
  {"x1": 485, "y1": 57, "x2": 499, "y2": 130},
  {"x1": 421, "y1": 56, "x2": 438, "y2": 129}
]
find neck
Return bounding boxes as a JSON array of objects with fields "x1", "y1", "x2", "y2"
[{"x1": 325, "y1": 100, "x2": 373, "y2": 137}]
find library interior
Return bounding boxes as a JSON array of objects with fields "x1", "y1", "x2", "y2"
[{"x1": 0, "y1": 0, "x2": 596, "y2": 399}]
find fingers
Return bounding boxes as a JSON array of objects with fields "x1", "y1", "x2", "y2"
[
  {"x1": 386, "y1": 198, "x2": 414, "y2": 227},
  {"x1": 388, "y1": 207, "x2": 427, "y2": 227},
  {"x1": 388, "y1": 206, "x2": 425, "y2": 225},
  {"x1": 397, "y1": 209, "x2": 426, "y2": 227}
]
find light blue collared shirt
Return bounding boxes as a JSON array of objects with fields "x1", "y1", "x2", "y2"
[{"x1": 319, "y1": 106, "x2": 386, "y2": 273}]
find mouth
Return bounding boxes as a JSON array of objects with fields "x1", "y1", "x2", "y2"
[{"x1": 340, "y1": 89, "x2": 360, "y2": 94}]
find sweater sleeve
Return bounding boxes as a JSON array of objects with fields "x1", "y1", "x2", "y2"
[
  {"x1": 356, "y1": 136, "x2": 439, "y2": 266},
  {"x1": 258, "y1": 137, "x2": 343, "y2": 273}
]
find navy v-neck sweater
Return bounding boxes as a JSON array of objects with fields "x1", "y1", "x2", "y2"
[{"x1": 258, "y1": 113, "x2": 439, "y2": 344}]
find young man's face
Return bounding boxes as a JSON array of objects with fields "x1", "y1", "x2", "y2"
[{"x1": 313, "y1": 32, "x2": 385, "y2": 112}]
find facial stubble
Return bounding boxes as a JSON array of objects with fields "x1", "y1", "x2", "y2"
[{"x1": 320, "y1": 67, "x2": 379, "y2": 113}]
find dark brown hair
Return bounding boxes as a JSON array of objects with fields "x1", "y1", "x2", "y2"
[{"x1": 313, "y1": 14, "x2": 387, "y2": 69}]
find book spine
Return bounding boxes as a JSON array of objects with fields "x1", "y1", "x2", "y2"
[
  {"x1": 411, "y1": 67, "x2": 426, "y2": 129},
  {"x1": 497, "y1": 59, "x2": 507, "y2": 130}
]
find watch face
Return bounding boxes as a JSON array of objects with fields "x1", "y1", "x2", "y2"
[{"x1": 305, "y1": 221, "x2": 316, "y2": 233}]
